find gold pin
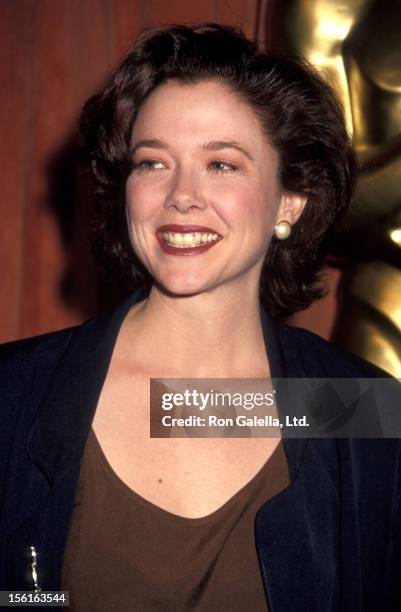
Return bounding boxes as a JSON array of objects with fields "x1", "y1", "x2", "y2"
[{"x1": 29, "y1": 546, "x2": 41, "y2": 592}]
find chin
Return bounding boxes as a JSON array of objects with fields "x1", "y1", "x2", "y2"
[{"x1": 154, "y1": 272, "x2": 215, "y2": 298}]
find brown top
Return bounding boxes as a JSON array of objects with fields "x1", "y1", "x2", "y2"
[{"x1": 61, "y1": 430, "x2": 290, "y2": 611}]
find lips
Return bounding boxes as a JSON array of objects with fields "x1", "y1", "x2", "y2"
[{"x1": 156, "y1": 224, "x2": 222, "y2": 256}]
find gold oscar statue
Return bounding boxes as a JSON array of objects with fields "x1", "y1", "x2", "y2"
[{"x1": 263, "y1": 0, "x2": 401, "y2": 376}]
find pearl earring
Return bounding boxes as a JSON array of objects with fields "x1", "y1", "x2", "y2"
[{"x1": 274, "y1": 220, "x2": 292, "y2": 240}]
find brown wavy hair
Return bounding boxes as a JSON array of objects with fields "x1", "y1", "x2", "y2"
[{"x1": 80, "y1": 23, "x2": 356, "y2": 317}]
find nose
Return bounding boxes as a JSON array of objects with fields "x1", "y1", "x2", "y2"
[{"x1": 164, "y1": 167, "x2": 206, "y2": 213}]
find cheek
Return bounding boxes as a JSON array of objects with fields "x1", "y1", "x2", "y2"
[
  {"x1": 125, "y1": 176, "x2": 161, "y2": 223},
  {"x1": 214, "y1": 182, "x2": 278, "y2": 231},
  {"x1": 125, "y1": 178, "x2": 140, "y2": 223}
]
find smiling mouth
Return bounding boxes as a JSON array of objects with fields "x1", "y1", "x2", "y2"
[
  {"x1": 156, "y1": 225, "x2": 222, "y2": 255},
  {"x1": 162, "y1": 231, "x2": 219, "y2": 248}
]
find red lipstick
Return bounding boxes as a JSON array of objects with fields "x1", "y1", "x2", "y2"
[{"x1": 156, "y1": 224, "x2": 222, "y2": 256}]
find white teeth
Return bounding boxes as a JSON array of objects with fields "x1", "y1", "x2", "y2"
[{"x1": 161, "y1": 231, "x2": 220, "y2": 248}]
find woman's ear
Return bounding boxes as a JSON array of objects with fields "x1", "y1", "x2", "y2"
[{"x1": 276, "y1": 192, "x2": 308, "y2": 226}]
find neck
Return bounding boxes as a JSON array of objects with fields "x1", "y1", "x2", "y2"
[{"x1": 122, "y1": 281, "x2": 270, "y2": 378}]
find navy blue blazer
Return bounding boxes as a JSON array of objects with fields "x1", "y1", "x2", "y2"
[{"x1": 1, "y1": 290, "x2": 401, "y2": 611}]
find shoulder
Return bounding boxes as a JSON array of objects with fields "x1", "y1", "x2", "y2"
[
  {"x1": 0, "y1": 326, "x2": 76, "y2": 379},
  {"x1": 276, "y1": 321, "x2": 391, "y2": 378},
  {"x1": 0, "y1": 327, "x2": 78, "y2": 430},
  {"x1": 277, "y1": 324, "x2": 401, "y2": 456}
]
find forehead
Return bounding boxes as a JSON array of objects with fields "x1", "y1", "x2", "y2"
[{"x1": 131, "y1": 79, "x2": 272, "y2": 150}]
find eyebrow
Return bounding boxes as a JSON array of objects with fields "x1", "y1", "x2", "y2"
[
  {"x1": 202, "y1": 140, "x2": 254, "y2": 161},
  {"x1": 130, "y1": 139, "x2": 254, "y2": 161},
  {"x1": 130, "y1": 139, "x2": 165, "y2": 155}
]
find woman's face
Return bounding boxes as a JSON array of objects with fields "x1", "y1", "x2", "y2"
[{"x1": 126, "y1": 79, "x2": 305, "y2": 297}]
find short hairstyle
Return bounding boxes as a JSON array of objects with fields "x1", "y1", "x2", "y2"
[{"x1": 80, "y1": 22, "x2": 356, "y2": 317}]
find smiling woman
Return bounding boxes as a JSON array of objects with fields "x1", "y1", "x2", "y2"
[
  {"x1": 1, "y1": 22, "x2": 401, "y2": 612},
  {"x1": 125, "y1": 79, "x2": 302, "y2": 298}
]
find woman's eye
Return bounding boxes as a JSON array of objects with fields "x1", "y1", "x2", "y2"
[
  {"x1": 133, "y1": 159, "x2": 165, "y2": 172},
  {"x1": 209, "y1": 161, "x2": 239, "y2": 173}
]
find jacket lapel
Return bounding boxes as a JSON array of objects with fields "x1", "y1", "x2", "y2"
[
  {"x1": 255, "y1": 439, "x2": 340, "y2": 612},
  {"x1": 8, "y1": 290, "x2": 145, "y2": 588},
  {"x1": 26, "y1": 289, "x2": 147, "y2": 481},
  {"x1": 258, "y1": 308, "x2": 339, "y2": 611}
]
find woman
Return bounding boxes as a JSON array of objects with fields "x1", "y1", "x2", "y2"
[{"x1": 1, "y1": 23, "x2": 400, "y2": 611}]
